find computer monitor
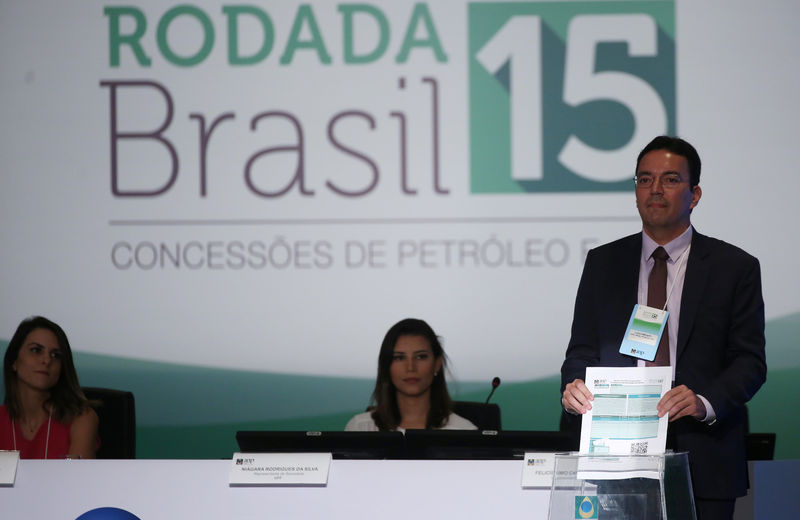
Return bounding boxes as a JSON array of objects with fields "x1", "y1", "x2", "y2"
[
  {"x1": 403, "y1": 429, "x2": 577, "y2": 459},
  {"x1": 235, "y1": 430, "x2": 407, "y2": 460}
]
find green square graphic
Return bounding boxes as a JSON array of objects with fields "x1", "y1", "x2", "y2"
[
  {"x1": 575, "y1": 495, "x2": 599, "y2": 519},
  {"x1": 469, "y1": 1, "x2": 675, "y2": 193}
]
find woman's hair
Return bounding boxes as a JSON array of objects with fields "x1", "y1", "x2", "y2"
[
  {"x1": 3, "y1": 316, "x2": 90, "y2": 422},
  {"x1": 369, "y1": 318, "x2": 453, "y2": 431}
]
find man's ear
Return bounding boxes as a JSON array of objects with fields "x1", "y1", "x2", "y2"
[{"x1": 690, "y1": 185, "x2": 702, "y2": 210}]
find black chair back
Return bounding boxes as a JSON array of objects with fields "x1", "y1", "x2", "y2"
[
  {"x1": 452, "y1": 401, "x2": 502, "y2": 430},
  {"x1": 743, "y1": 405, "x2": 776, "y2": 460},
  {"x1": 82, "y1": 387, "x2": 136, "y2": 459},
  {"x1": 746, "y1": 433, "x2": 776, "y2": 460}
]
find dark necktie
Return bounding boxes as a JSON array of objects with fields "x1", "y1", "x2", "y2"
[{"x1": 646, "y1": 246, "x2": 670, "y2": 366}]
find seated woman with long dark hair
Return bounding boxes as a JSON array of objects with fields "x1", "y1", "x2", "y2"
[
  {"x1": 0, "y1": 316, "x2": 98, "y2": 459},
  {"x1": 345, "y1": 318, "x2": 476, "y2": 431}
]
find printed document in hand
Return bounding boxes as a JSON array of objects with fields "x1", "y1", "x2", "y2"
[
  {"x1": 577, "y1": 366, "x2": 672, "y2": 479},
  {"x1": 580, "y1": 366, "x2": 672, "y2": 456}
]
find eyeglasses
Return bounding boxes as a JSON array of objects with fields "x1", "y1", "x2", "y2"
[{"x1": 634, "y1": 174, "x2": 687, "y2": 189}]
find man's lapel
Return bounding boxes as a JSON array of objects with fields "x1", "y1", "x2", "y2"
[
  {"x1": 677, "y1": 230, "x2": 712, "y2": 361},
  {"x1": 622, "y1": 233, "x2": 642, "y2": 307}
]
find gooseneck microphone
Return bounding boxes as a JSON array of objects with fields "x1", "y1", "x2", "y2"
[{"x1": 485, "y1": 376, "x2": 501, "y2": 404}]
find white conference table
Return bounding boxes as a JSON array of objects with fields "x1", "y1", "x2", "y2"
[{"x1": 1, "y1": 458, "x2": 550, "y2": 519}]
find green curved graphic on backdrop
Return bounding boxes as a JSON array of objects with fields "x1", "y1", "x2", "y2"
[{"x1": 1, "y1": 313, "x2": 797, "y2": 459}]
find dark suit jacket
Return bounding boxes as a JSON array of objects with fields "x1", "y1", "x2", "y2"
[{"x1": 560, "y1": 229, "x2": 766, "y2": 499}]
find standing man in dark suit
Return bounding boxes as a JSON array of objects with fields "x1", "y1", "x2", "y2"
[{"x1": 560, "y1": 136, "x2": 766, "y2": 520}]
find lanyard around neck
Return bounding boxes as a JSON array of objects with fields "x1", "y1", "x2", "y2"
[
  {"x1": 661, "y1": 245, "x2": 690, "y2": 311},
  {"x1": 11, "y1": 408, "x2": 53, "y2": 459}
]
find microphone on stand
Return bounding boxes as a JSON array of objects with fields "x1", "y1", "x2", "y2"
[{"x1": 485, "y1": 376, "x2": 501, "y2": 404}]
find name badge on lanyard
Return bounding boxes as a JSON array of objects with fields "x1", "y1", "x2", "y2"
[
  {"x1": 620, "y1": 244, "x2": 688, "y2": 362},
  {"x1": 619, "y1": 304, "x2": 668, "y2": 362}
]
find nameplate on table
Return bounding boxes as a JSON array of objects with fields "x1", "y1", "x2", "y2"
[
  {"x1": 0, "y1": 451, "x2": 20, "y2": 486},
  {"x1": 520, "y1": 452, "x2": 556, "y2": 488},
  {"x1": 229, "y1": 452, "x2": 331, "y2": 486}
]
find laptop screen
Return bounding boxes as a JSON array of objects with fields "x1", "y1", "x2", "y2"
[
  {"x1": 235, "y1": 430, "x2": 407, "y2": 459},
  {"x1": 403, "y1": 429, "x2": 577, "y2": 459}
]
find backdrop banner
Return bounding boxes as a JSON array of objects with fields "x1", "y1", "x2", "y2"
[{"x1": 1, "y1": 0, "x2": 797, "y2": 458}]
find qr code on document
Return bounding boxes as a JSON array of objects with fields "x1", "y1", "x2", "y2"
[{"x1": 630, "y1": 442, "x2": 648, "y2": 454}]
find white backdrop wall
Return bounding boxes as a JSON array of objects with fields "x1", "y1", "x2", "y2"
[{"x1": 1, "y1": 0, "x2": 798, "y2": 457}]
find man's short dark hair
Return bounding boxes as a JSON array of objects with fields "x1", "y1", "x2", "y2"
[{"x1": 636, "y1": 136, "x2": 701, "y2": 187}]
